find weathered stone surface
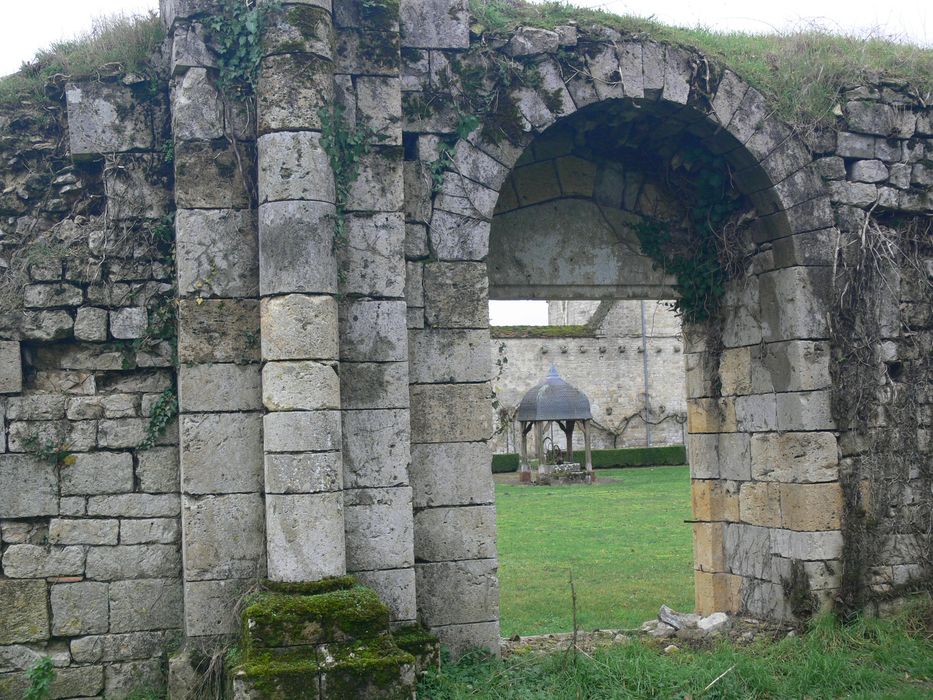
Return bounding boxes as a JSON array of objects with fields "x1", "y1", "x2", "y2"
[
  {"x1": 88, "y1": 493, "x2": 180, "y2": 518},
  {"x1": 48, "y1": 518, "x2": 118, "y2": 546},
  {"x1": 265, "y1": 451, "x2": 342, "y2": 494},
  {"x1": 0, "y1": 580, "x2": 49, "y2": 644},
  {"x1": 400, "y1": 0, "x2": 469, "y2": 49},
  {"x1": 356, "y1": 76, "x2": 402, "y2": 145},
  {"x1": 850, "y1": 159, "x2": 889, "y2": 183},
  {"x1": 2, "y1": 545, "x2": 85, "y2": 578},
  {"x1": 266, "y1": 492, "x2": 345, "y2": 581},
  {"x1": 258, "y1": 53, "x2": 333, "y2": 133},
  {"x1": 23, "y1": 282, "x2": 83, "y2": 308},
  {"x1": 174, "y1": 139, "x2": 253, "y2": 209},
  {"x1": 411, "y1": 441, "x2": 493, "y2": 507},
  {"x1": 183, "y1": 578, "x2": 251, "y2": 636},
  {"x1": 414, "y1": 506, "x2": 497, "y2": 562},
  {"x1": 410, "y1": 383, "x2": 492, "y2": 443},
  {"x1": 693, "y1": 522, "x2": 726, "y2": 572},
  {"x1": 339, "y1": 300, "x2": 408, "y2": 362},
  {"x1": 61, "y1": 452, "x2": 134, "y2": 495},
  {"x1": 845, "y1": 101, "x2": 913, "y2": 137},
  {"x1": 97, "y1": 418, "x2": 148, "y2": 448},
  {"x1": 264, "y1": 4, "x2": 333, "y2": 59},
  {"x1": 0, "y1": 665, "x2": 104, "y2": 699},
  {"x1": 176, "y1": 208, "x2": 259, "y2": 298},
  {"x1": 346, "y1": 148, "x2": 404, "y2": 212},
  {"x1": 70, "y1": 630, "x2": 181, "y2": 664},
  {"x1": 733, "y1": 394, "x2": 777, "y2": 432},
  {"x1": 339, "y1": 213, "x2": 406, "y2": 297},
  {"x1": 739, "y1": 482, "x2": 782, "y2": 528},
  {"x1": 261, "y1": 294, "x2": 339, "y2": 361},
  {"x1": 408, "y1": 330, "x2": 493, "y2": 384},
  {"x1": 264, "y1": 410, "x2": 342, "y2": 452},
  {"x1": 171, "y1": 21, "x2": 214, "y2": 73},
  {"x1": 429, "y1": 620, "x2": 500, "y2": 659},
  {"x1": 340, "y1": 361, "x2": 409, "y2": 410},
  {"x1": 692, "y1": 479, "x2": 739, "y2": 523},
  {"x1": 121, "y1": 518, "x2": 179, "y2": 545},
  {"x1": 694, "y1": 571, "x2": 742, "y2": 615},
  {"x1": 7, "y1": 418, "x2": 96, "y2": 453},
  {"x1": 64, "y1": 394, "x2": 136, "y2": 421},
  {"x1": 20, "y1": 310, "x2": 74, "y2": 342},
  {"x1": 507, "y1": 27, "x2": 559, "y2": 56},
  {"x1": 750, "y1": 431, "x2": 838, "y2": 483},
  {"x1": 178, "y1": 363, "x2": 262, "y2": 412},
  {"x1": 354, "y1": 568, "x2": 417, "y2": 622},
  {"x1": 105, "y1": 658, "x2": 165, "y2": 699},
  {"x1": 51, "y1": 581, "x2": 109, "y2": 635},
  {"x1": 770, "y1": 529, "x2": 843, "y2": 561},
  {"x1": 345, "y1": 487, "x2": 414, "y2": 571},
  {"x1": 86, "y1": 544, "x2": 180, "y2": 580},
  {"x1": 258, "y1": 131, "x2": 335, "y2": 204},
  {"x1": 753, "y1": 340, "x2": 830, "y2": 392},
  {"x1": 0, "y1": 341, "x2": 22, "y2": 393},
  {"x1": 137, "y1": 447, "x2": 179, "y2": 493},
  {"x1": 183, "y1": 493, "x2": 265, "y2": 580},
  {"x1": 416, "y1": 559, "x2": 499, "y2": 626},
  {"x1": 177, "y1": 298, "x2": 261, "y2": 364},
  {"x1": 65, "y1": 81, "x2": 154, "y2": 155},
  {"x1": 724, "y1": 524, "x2": 772, "y2": 580},
  {"x1": 180, "y1": 412, "x2": 264, "y2": 494},
  {"x1": 172, "y1": 67, "x2": 224, "y2": 140},
  {"x1": 423, "y1": 262, "x2": 488, "y2": 329},
  {"x1": 429, "y1": 209, "x2": 490, "y2": 261},
  {"x1": 780, "y1": 482, "x2": 843, "y2": 531},
  {"x1": 259, "y1": 200, "x2": 338, "y2": 295},
  {"x1": 109, "y1": 578, "x2": 184, "y2": 633},
  {"x1": 0, "y1": 454, "x2": 57, "y2": 517},
  {"x1": 262, "y1": 360, "x2": 340, "y2": 411},
  {"x1": 342, "y1": 409, "x2": 410, "y2": 488}
]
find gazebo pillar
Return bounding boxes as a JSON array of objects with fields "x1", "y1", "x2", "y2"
[
  {"x1": 519, "y1": 421, "x2": 531, "y2": 483},
  {"x1": 583, "y1": 420, "x2": 594, "y2": 482}
]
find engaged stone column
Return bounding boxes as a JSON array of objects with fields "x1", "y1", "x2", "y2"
[
  {"x1": 168, "y1": 10, "x2": 266, "y2": 639},
  {"x1": 257, "y1": 1, "x2": 345, "y2": 581},
  {"x1": 332, "y1": 0, "x2": 416, "y2": 625}
]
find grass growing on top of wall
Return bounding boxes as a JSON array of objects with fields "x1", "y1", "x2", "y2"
[
  {"x1": 0, "y1": 12, "x2": 164, "y2": 108},
  {"x1": 470, "y1": 0, "x2": 933, "y2": 131},
  {"x1": 420, "y1": 599, "x2": 933, "y2": 698},
  {"x1": 495, "y1": 466, "x2": 693, "y2": 636}
]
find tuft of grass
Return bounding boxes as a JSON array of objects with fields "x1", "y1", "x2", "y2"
[
  {"x1": 421, "y1": 597, "x2": 933, "y2": 698},
  {"x1": 0, "y1": 12, "x2": 164, "y2": 108},
  {"x1": 469, "y1": 0, "x2": 933, "y2": 131}
]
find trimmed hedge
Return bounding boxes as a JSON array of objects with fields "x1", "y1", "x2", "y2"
[{"x1": 490, "y1": 445, "x2": 686, "y2": 473}]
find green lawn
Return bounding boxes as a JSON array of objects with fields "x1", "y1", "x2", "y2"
[{"x1": 496, "y1": 466, "x2": 693, "y2": 637}]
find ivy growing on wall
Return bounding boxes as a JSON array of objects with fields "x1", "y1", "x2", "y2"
[{"x1": 203, "y1": 0, "x2": 278, "y2": 100}]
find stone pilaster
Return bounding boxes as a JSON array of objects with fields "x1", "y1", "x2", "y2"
[
  {"x1": 257, "y1": 1, "x2": 345, "y2": 581},
  {"x1": 332, "y1": 0, "x2": 416, "y2": 625}
]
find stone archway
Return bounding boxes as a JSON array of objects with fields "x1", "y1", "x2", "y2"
[{"x1": 407, "y1": 37, "x2": 840, "y2": 652}]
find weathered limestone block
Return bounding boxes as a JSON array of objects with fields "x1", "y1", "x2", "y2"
[
  {"x1": 183, "y1": 578, "x2": 251, "y2": 636},
  {"x1": 345, "y1": 148, "x2": 404, "y2": 212},
  {"x1": 742, "y1": 579, "x2": 792, "y2": 620},
  {"x1": 105, "y1": 658, "x2": 165, "y2": 698},
  {"x1": 410, "y1": 383, "x2": 492, "y2": 443},
  {"x1": 70, "y1": 630, "x2": 181, "y2": 664},
  {"x1": 86, "y1": 544, "x2": 180, "y2": 580},
  {"x1": 176, "y1": 208, "x2": 259, "y2": 298},
  {"x1": 137, "y1": 446, "x2": 180, "y2": 493},
  {"x1": 109, "y1": 578, "x2": 184, "y2": 632},
  {"x1": 174, "y1": 139, "x2": 254, "y2": 209},
  {"x1": 7, "y1": 418, "x2": 96, "y2": 453},
  {"x1": 258, "y1": 131, "x2": 335, "y2": 203},
  {"x1": 356, "y1": 76, "x2": 402, "y2": 145},
  {"x1": 688, "y1": 434, "x2": 719, "y2": 479},
  {"x1": 259, "y1": 200, "x2": 338, "y2": 295},
  {"x1": 829, "y1": 180, "x2": 879, "y2": 207},
  {"x1": 2, "y1": 545, "x2": 85, "y2": 578},
  {"x1": 64, "y1": 394, "x2": 136, "y2": 421},
  {"x1": 400, "y1": 0, "x2": 468, "y2": 48},
  {"x1": 408, "y1": 329, "x2": 491, "y2": 384},
  {"x1": 693, "y1": 522, "x2": 726, "y2": 572},
  {"x1": 506, "y1": 27, "x2": 559, "y2": 56},
  {"x1": 688, "y1": 397, "x2": 738, "y2": 433},
  {"x1": 404, "y1": 163, "x2": 432, "y2": 227},
  {"x1": 718, "y1": 347, "x2": 752, "y2": 396},
  {"x1": 718, "y1": 433, "x2": 751, "y2": 481},
  {"x1": 178, "y1": 363, "x2": 262, "y2": 412},
  {"x1": 65, "y1": 81, "x2": 155, "y2": 156},
  {"x1": 73, "y1": 307, "x2": 108, "y2": 341},
  {"x1": 96, "y1": 418, "x2": 149, "y2": 449},
  {"x1": 265, "y1": 451, "x2": 342, "y2": 494},
  {"x1": 410, "y1": 441, "x2": 493, "y2": 507},
  {"x1": 752, "y1": 340, "x2": 831, "y2": 392},
  {"x1": 342, "y1": 409, "x2": 411, "y2": 488},
  {"x1": 172, "y1": 67, "x2": 224, "y2": 140},
  {"x1": 0, "y1": 666, "x2": 104, "y2": 699},
  {"x1": 262, "y1": 360, "x2": 340, "y2": 411},
  {"x1": 0, "y1": 341, "x2": 22, "y2": 393},
  {"x1": 258, "y1": 54, "x2": 333, "y2": 134},
  {"x1": 261, "y1": 294, "x2": 339, "y2": 361},
  {"x1": 339, "y1": 213, "x2": 406, "y2": 298},
  {"x1": 759, "y1": 267, "x2": 830, "y2": 342},
  {"x1": 23, "y1": 283, "x2": 83, "y2": 308},
  {"x1": 355, "y1": 568, "x2": 417, "y2": 622},
  {"x1": 429, "y1": 209, "x2": 490, "y2": 261},
  {"x1": 109, "y1": 307, "x2": 148, "y2": 340},
  {"x1": 710, "y1": 70, "x2": 747, "y2": 127},
  {"x1": 48, "y1": 518, "x2": 119, "y2": 545},
  {"x1": 414, "y1": 506, "x2": 497, "y2": 562},
  {"x1": 770, "y1": 529, "x2": 843, "y2": 560},
  {"x1": 692, "y1": 479, "x2": 739, "y2": 523},
  {"x1": 340, "y1": 362, "x2": 409, "y2": 410},
  {"x1": 263, "y1": 410, "x2": 342, "y2": 452},
  {"x1": 266, "y1": 492, "x2": 346, "y2": 581},
  {"x1": 88, "y1": 494, "x2": 180, "y2": 518},
  {"x1": 734, "y1": 394, "x2": 778, "y2": 432},
  {"x1": 339, "y1": 300, "x2": 408, "y2": 362},
  {"x1": 171, "y1": 21, "x2": 214, "y2": 73},
  {"x1": 694, "y1": 571, "x2": 742, "y2": 615},
  {"x1": 0, "y1": 580, "x2": 49, "y2": 644},
  {"x1": 180, "y1": 412, "x2": 263, "y2": 494},
  {"x1": 20, "y1": 310, "x2": 74, "y2": 342},
  {"x1": 182, "y1": 493, "x2": 266, "y2": 580},
  {"x1": 780, "y1": 482, "x2": 843, "y2": 531},
  {"x1": 61, "y1": 452, "x2": 134, "y2": 495},
  {"x1": 416, "y1": 559, "x2": 499, "y2": 626},
  {"x1": 345, "y1": 487, "x2": 415, "y2": 571},
  {"x1": 121, "y1": 518, "x2": 179, "y2": 545},
  {"x1": 177, "y1": 298, "x2": 261, "y2": 364},
  {"x1": 775, "y1": 391, "x2": 834, "y2": 431},
  {"x1": 739, "y1": 482, "x2": 782, "y2": 528},
  {"x1": 851, "y1": 159, "x2": 889, "y2": 183},
  {"x1": 423, "y1": 262, "x2": 488, "y2": 328},
  {"x1": 263, "y1": 4, "x2": 334, "y2": 59},
  {"x1": 845, "y1": 101, "x2": 914, "y2": 137},
  {"x1": 724, "y1": 523, "x2": 773, "y2": 580},
  {"x1": 0, "y1": 454, "x2": 57, "y2": 517},
  {"x1": 51, "y1": 581, "x2": 109, "y2": 635}
]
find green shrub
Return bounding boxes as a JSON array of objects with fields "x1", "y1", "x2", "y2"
[{"x1": 490, "y1": 445, "x2": 686, "y2": 472}]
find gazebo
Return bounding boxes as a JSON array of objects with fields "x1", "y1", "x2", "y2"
[{"x1": 516, "y1": 367, "x2": 594, "y2": 483}]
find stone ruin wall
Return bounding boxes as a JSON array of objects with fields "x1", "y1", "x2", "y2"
[
  {"x1": 490, "y1": 300, "x2": 687, "y2": 453},
  {"x1": 0, "y1": 0, "x2": 929, "y2": 696}
]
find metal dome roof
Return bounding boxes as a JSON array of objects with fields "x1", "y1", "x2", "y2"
[{"x1": 516, "y1": 367, "x2": 592, "y2": 422}]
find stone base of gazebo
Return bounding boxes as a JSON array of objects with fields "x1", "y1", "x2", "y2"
[{"x1": 529, "y1": 463, "x2": 595, "y2": 485}]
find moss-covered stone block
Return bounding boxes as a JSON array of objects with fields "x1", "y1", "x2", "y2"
[
  {"x1": 244, "y1": 586, "x2": 391, "y2": 650},
  {"x1": 236, "y1": 647, "x2": 322, "y2": 700},
  {"x1": 262, "y1": 575, "x2": 356, "y2": 597},
  {"x1": 318, "y1": 636, "x2": 416, "y2": 700},
  {"x1": 391, "y1": 623, "x2": 441, "y2": 674}
]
